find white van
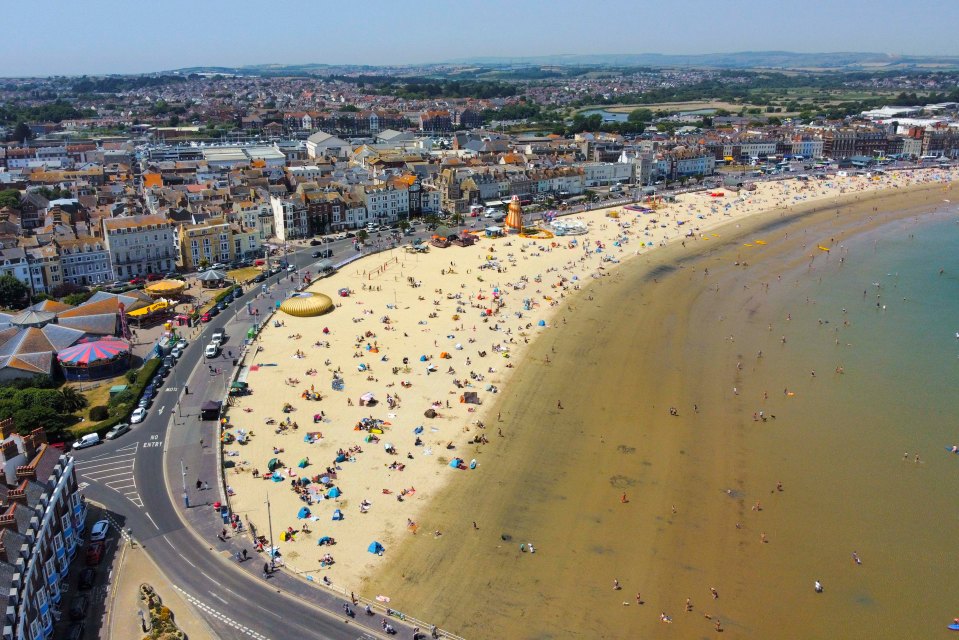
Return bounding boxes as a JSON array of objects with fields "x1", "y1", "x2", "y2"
[
  {"x1": 205, "y1": 343, "x2": 219, "y2": 358},
  {"x1": 73, "y1": 433, "x2": 101, "y2": 450}
]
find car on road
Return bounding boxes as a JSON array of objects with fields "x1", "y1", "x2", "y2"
[
  {"x1": 153, "y1": 366, "x2": 169, "y2": 381},
  {"x1": 211, "y1": 329, "x2": 225, "y2": 345},
  {"x1": 78, "y1": 567, "x2": 96, "y2": 590},
  {"x1": 170, "y1": 346, "x2": 184, "y2": 359},
  {"x1": 146, "y1": 273, "x2": 163, "y2": 281},
  {"x1": 105, "y1": 423, "x2": 131, "y2": 440},
  {"x1": 200, "y1": 312, "x2": 212, "y2": 323},
  {"x1": 164, "y1": 272, "x2": 182, "y2": 279},
  {"x1": 130, "y1": 407, "x2": 147, "y2": 424},
  {"x1": 72, "y1": 434, "x2": 101, "y2": 450},
  {"x1": 309, "y1": 238, "x2": 321, "y2": 246},
  {"x1": 211, "y1": 263, "x2": 226, "y2": 270},
  {"x1": 89, "y1": 520, "x2": 109, "y2": 542},
  {"x1": 137, "y1": 395, "x2": 153, "y2": 410},
  {"x1": 66, "y1": 622, "x2": 85, "y2": 640},
  {"x1": 252, "y1": 273, "x2": 266, "y2": 283},
  {"x1": 207, "y1": 305, "x2": 220, "y2": 317},
  {"x1": 175, "y1": 339, "x2": 188, "y2": 350},
  {"x1": 128, "y1": 277, "x2": 145, "y2": 286},
  {"x1": 312, "y1": 248, "x2": 334, "y2": 259},
  {"x1": 286, "y1": 264, "x2": 296, "y2": 272},
  {"x1": 162, "y1": 355, "x2": 175, "y2": 368},
  {"x1": 85, "y1": 542, "x2": 104, "y2": 566},
  {"x1": 204, "y1": 343, "x2": 219, "y2": 358},
  {"x1": 215, "y1": 301, "x2": 227, "y2": 312},
  {"x1": 69, "y1": 594, "x2": 90, "y2": 620}
]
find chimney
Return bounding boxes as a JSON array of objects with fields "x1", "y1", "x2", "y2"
[{"x1": 0, "y1": 420, "x2": 12, "y2": 441}]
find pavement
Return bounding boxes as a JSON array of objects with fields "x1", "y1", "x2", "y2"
[{"x1": 105, "y1": 541, "x2": 217, "y2": 640}]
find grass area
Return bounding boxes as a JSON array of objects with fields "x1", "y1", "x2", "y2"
[
  {"x1": 228, "y1": 266, "x2": 263, "y2": 283},
  {"x1": 67, "y1": 373, "x2": 128, "y2": 420},
  {"x1": 597, "y1": 100, "x2": 748, "y2": 114}
]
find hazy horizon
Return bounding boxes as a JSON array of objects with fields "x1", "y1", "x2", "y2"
[{"x1": 5, "y1": 0, "x2": 959, "y2": 77}]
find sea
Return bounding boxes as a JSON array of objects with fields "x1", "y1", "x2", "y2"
[
  {"x1": 373, "y1": 193, "x2": 959, "y2": 639},
  {"x1": 679, "y1": 203, "x2": 959, "y2": 638}
]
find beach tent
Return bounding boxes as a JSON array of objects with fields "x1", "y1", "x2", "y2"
[
  {"x1": 298, "y1": 458, "x2": 309, "y2": 468},
  {"x1": 334, "y1": 453, "x2": 347, "y2": 463},
  {"x1": 317, "y1": 536, "x2": 333, "y2": 545},
  {"x1": 368, "y1": 541, "x2": 385, "y2": 555},
  {"x1": 449, "y1": 457, "x2": 463, "y2": 469},
  {"x1": 268, "y1": 458, "x2": 281, "y2": 471},
  {"x1": 297, "y1": 507, "x2": 311, "y2": 519},
  {"x1": 332, "y1": 509, "x2": 344, "y2": 521},
  {"x1": 462, "y1": 391, "x2": 481, "y2": 405},
  {"x1": 424, "y1": 408, "x2": 437, "y2": 419},
  {"x1": 326, "y1": 486, "x2": 341, "y2": 498}
]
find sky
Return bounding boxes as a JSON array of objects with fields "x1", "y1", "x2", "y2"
[{"x1": 4, "y1": 0, "x2": 958, "y2": 76}]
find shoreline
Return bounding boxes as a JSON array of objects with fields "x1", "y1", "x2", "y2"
[
  {"x1": 221, "y1": 168, "x2": 959, "y2": 628},
  {"x1": 364, "y1": 175, "x2": 959, "y2": 636}
]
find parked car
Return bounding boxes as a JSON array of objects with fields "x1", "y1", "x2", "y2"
[
  {"x1": 175, "y1": 339, "x2": 188, "y2": 350},
  {"x1": 252, "y1": 273, "x2": 266, "y2": 283},
  {"x1": 211, "y1": 329, "x2": 225, "y2": 345},
  {"x1": 309, "y1": 238, "x2": 321, "y2": 246},
  {"x1": 170, "y1": 346, "x2": 183, "y2": 359},
  {"x1": 78, "y1": 567, "x2": 96, "y2": 590},
  {"x1": 211, "y1": 263, "x2": 226, "y2": 270},
  {"x1": 154, "y1": 366, "x2": 169, "y2": 380},
  {"x1": 85, "y1": 542, "x2": 104, "y2": 566},
  {"x1": 128, "y1": 277, "x2": 145, "y2": 286},
  {"x1": 313, "y1": 248, "x2": 333, "y2": 259},
  {"x1": 146, "y1": 273, "x2": 163, "y2": 281},
  {"x1": 200, "y1": 312, "x2": 212, "y2": 323},
  {"x1": 164, "y1": 272, "x2": 181, "y2": 279},
  {"x1": 69, "y1": 594, "x2": 89, "y2": 620},
  {"x1": 89, "y1": 520, "x2": 109, "y2": 542},
  {"x1": 207, "y1": 306, "x2": 220, "y2": 317},
  {"x1": 130, "y1": 407, "x2": 147, "y2": 424},
  {"x1": 72, "y1": 434, "x2": 101, "y2": 450},
  {"x1": 106, "y1": 423, "x2": 131, "y2": 440},
  {"x1": 66, "y1": 622, "x2": 85, "y2": 640},
  {"x1": 137, "y1": 395, "x2": 152, "y2": 409},
  {"x1": 287, "y1": 264, "x2": 296, "y2": 272},
  {"x1": 162, "y1": 355, "x2": 175, "y2": 368},
  {"x1": 204, "y1": 343, "x2": 219, "y2": 358},
  {"x1": 215, "y1": 301, "x2": 227, "y2": 312}
]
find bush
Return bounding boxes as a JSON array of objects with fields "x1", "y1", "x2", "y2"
[
  {"x1": 89, "y1": 405, "x2": 109, "y2": 421},
  {"x1": 212, "y1": 285, "x2": 237, "y2": 305},
  {"x1": 73, "y1": 357, "x2": 161, "y2": 438},
  {"x1": 125, "y1": 369, "x2": 139, "y2": 384}
]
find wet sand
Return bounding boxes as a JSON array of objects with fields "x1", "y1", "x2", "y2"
[{"x1": 370, "y1": 180, "x2": 959, "y2": 638}]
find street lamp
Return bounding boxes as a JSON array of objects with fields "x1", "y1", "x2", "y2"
[
  {"x1": 180, "y1": 459, "x2": 189, "y2": 508},
  {"x1": 265, "y1": 493, "x2": 276, "y2": 572}
]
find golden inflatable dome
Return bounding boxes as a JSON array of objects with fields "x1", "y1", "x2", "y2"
[
  {"x1": 144, "y1": 279, "x2": 187, "y2": 296},
  {"x1": 280, "y1": 292, "x2": 334, "y2": 317}
]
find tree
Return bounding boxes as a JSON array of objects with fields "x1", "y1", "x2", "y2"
[
  {"x1": 397, "y1": 219, "x2": 411, "y2": 235},
  {"x1": 12, "y1": 122, "x2": 32, "y2": 143},
  {"x1": 0, "y1": 274, "x2": 29, "y2": 309},
  {"x1": 424, "y1": 214, "x2": 441, "y2": 230},
  {"x1": 356, "y1": 229, "x2": 369, "y2": 244},
  {"x1": 0, "y1": 189, "x2": 20, "y2": 209},
  {"x1": 59, "y1": 386, "x2": 88, "y2": 413},
  {"x1": 168, "y1": 114, "x2": 180, "y2": 127},
  {"x1": 450, "y1": 211, "x2": 464, "y2": 229},
  {"x1": 628, "y1": 108, "x2": 654, "y2": 124}
]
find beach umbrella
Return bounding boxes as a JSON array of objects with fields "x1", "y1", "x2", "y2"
[
  {"x1": 383, "y1": 442, "x2": 393, "y2": 451},
  {"x1": 320, "y1": 476, "x2": 331, "y2": 484},
  {"x1": 361, "y1": 392, "x2": 375, "y2": 402}
]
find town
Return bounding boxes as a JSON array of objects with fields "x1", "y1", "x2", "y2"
[{"x1": 2, "y1": 57, "x2": 959, "y2": 640}]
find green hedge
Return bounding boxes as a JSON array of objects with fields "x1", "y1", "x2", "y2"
[
  {"x1": 213, "y1": 285, "x2": 237, "y2": 305},
  {"x1": 72, "y1": 357, "x2": 162, "y2": 438}
]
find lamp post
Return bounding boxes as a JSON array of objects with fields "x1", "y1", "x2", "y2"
[
  {"x1": 180, "y1": 459, "x2": 189, "y2": 508},
  {"x1": 265, "y1": 494, "x2": 276, "y2": 572}
]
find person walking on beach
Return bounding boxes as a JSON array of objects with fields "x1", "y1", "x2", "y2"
[
  {"x1": 557, "y1": 400, "x2": 563, "y2": 409},
  {"x1": 621, "y1": 493, "x2": 628, "y2": 504}
]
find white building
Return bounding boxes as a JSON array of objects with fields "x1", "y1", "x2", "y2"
[
  {"x1": 271, "y1": 196, "x2": 308, "y2": 241},
  {"x1": 361, "y1": 184, "x2": 409, "y2": 226},
  {"x1": 0, "y1": 248, "x2": 31, "y2": 290},
  {"x1": 58, "y1": 236, "x2": 113, "y2": 286},
  {"x1": 306, "y1": 131, "x2": 351, "y2": 159},
  {"x1": 101, "y1": 214, "x2": 177, "y2": 278},
  {"x1": 582, "y1": 162, "x2": 633, "y2": 187}
]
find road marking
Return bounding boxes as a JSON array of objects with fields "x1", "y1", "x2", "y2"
[
  {"x1": 159, "y1": 405, "x2": 166, "y2": 416},
  {"x1": 173, "y1": 586, "x2": 272, "y2": 638},
  {"x1": 208, "y1": 591, "x2": 229, "y2": 604},
  {"x1": 145, "y1": 512, "x2": 160, "y2": 530},
  {"x1": 78, "y1": 443, "x2": 143, "y2": 508}
]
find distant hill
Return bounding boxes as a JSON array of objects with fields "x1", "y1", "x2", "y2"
[
  {"x1": 167, "y1": 51, "x2": 959, "y2": 76},
  {"x1": 449, "y1": 51, "x2": 959, "y2": 70}
]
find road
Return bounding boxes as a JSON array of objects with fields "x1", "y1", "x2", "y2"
[{"x1": 74, "y1": 244, "x2": 384, "y2": 640}]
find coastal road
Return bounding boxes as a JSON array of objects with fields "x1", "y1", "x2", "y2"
[{"x1": 73, "y1": 252, "x2": 383, "y2": 640}]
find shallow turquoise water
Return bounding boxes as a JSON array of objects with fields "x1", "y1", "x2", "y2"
[{"x1": 702, "y1": 207, "x2": 959, "y2": 637}]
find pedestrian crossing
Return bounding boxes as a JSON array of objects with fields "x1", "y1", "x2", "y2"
[{"x1": 74, "y1": 443, "x2": 143, "y2": 507}]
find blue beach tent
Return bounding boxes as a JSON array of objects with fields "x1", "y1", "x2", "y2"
[
  {"x1": 368, "y1": 541, "x2": 385, "y2": 555},
  {"x1": 297, "y1": 507, "x2": 311, "y2": 519},
  {"x1": 332, "y1": 509, "x2": 344, "y2": 521}
]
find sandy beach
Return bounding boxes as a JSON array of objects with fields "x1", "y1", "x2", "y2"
[{"x1": 222, "y1": 167, "x2": 959, "y2": 633}]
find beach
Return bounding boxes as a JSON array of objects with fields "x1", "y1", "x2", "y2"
[{"x1": 222, "y1": 167, "x2": 959, "y2": 636}]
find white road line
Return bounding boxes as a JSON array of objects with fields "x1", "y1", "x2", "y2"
[
  {"x1": 146, "y1": 512, "x2": 160, "y2": 530},
  {"x1": 208, "y1": 591, "x2": 228, "y2": 604},
  {"x1": 84, "y1": 471, "x2": 135, "y2": 481},
  {"x1": 172, "y1": 586, "x2": 271, "y2": 640},
  {"x1": 76, "y1": 457, "x2": 135, "y2": 469},
  {"x1": 159, "y1": 405, "x2": 166, "y2": 415}
]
